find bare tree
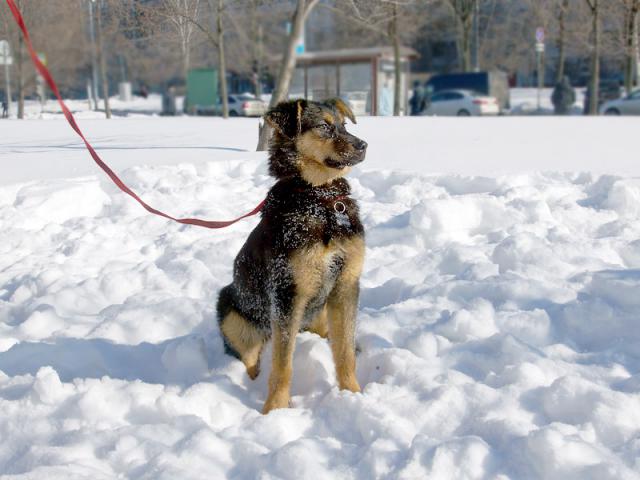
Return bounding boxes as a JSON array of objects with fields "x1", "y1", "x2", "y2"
[
  {"x1": 325, "y1": 0, "x2": 427, "y2": 117},
  {"x1": 0, "y1": 9, "x2": 11, "y2": 116},
  {"x1": 555, "y1": 0, "x2": 569, "y2": 82},
  {"x1": 1, "y1": 0, "x2": 105, "y2": 117},
  {"x1": 224, "y1": 0, "x2": 266, "y2": 97},
  {"x1": 95, "y1": 0, "x2": 111, "y2": 119},
  {"x1": 248, "y1": 0, "x2": 264, "y2": 97},
  {"x1": 161, "y1": 0, "x2": 200, "y2": 87},
  {"x1": 213, "y1": 0, "x2": 228, "y2": 117},
  {"x1": 390, "y1": 2, "x2": 402, "y2": 115},
  {"x1": 447, "y1": 0, "x2": 475, "y2": 71},
  {"x1": 585, "y1": 0, "x2": 601, "y2": 115},
  {"x1": 173, "y1": 0, "x2": 229, "y2": 117},
  {"x1": 157, "y1": 0, "x2": 229, "y2": 117},
  {"x1": 223, "y1": 0, "x2": 289, "y2": 87},
  {"x1": 5, "y1": 0, "x2": 27, "y2": 119},
  {"x1": 256, "y1": 0, "x2": 319, "y2": 151},
  {"x1": 16, "y1": 7, "x2": 24, "y2": 119},
  {"x1": 620, "y1": 0, "x2": 640, "y2": 93}
]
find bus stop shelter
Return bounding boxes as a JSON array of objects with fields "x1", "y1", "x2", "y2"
[{"x1": 290, "y1": 46, "x2": 418, "y2": 116}]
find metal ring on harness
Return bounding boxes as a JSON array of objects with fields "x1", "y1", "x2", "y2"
[{"x1": 334, "y1": 201, "x2": 346, "y2": 214}]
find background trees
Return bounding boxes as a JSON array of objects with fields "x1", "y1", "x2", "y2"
[{"x1": 0, "y1": 0, "x2": 638, "y2": 118}]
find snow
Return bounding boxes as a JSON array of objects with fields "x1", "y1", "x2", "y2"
[{"x1": 1, "y1": 100, "x2": 640, "y2": 479}]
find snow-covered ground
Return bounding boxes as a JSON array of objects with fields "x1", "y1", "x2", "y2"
[{"x1": 1, "y1": 101, "x2": 640, "y2": 479}]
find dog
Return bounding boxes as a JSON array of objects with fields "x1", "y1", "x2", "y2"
[{"x1": 217, "y1": 98, "x2": 367, "y2": 414}]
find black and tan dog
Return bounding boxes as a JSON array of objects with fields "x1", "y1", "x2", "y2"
[{"x1": 217, "y1": 98, "x2": 367, "y2": 414}]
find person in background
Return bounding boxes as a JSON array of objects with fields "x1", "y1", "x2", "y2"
[
  {"x1": 1, "y1": 100, "x2": 7, "y2": 118},
  {"x1": 551, "y1": 76, "x2": 576, "y2": 115},
  {"x1": 409, "y1": 80, "x2": 425, "y2": 116},
  {"x1": 378, "y1": 75, "x2": 393, "y2": 116},
  {"x1": 422, "y1": 84, "x2": 434, "y2": 113}
]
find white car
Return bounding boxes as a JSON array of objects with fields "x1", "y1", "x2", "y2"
[
  {"x1": 422, "y1": 89, "x2": 500, "y2": 116},
  {"x1": 216, "y1": 94, "x2": 266, "y2": 117},
  {"x1": 600, "y1": 89, "x2": 640, "y2": 115}
]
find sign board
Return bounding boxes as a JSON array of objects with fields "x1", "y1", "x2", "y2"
[
  {"x1": 535, "y1": 27, "x2": 545, "y2": 43},
  {"x1": 295, "y1": 25, "x2": 305, "y2": 55},
  {"x1": 535, "y1": 42, "x2": 545, "y2": 53},
  {"x1": 286, "y1": 22, "x2": 305, "y2": 55},
  {"x1": 0, "y1": 40, "x2": 12, "y2": 66}
]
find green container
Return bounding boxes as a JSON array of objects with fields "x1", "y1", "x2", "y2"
[{"x1": 185, "y1": 68, "x2": 218, "y2": 114}]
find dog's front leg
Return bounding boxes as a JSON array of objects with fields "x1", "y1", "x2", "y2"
[
  {"x1": 327, "y1": 280, "x2": 361, "y2": 393},
  {"x1": 263, "y1": 315, "x2": 302, "y2": 414},
  {"x1": 327, "y1": 237, "x2": 365, "y2": 393}
]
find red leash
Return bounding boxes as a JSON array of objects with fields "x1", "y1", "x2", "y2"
[{"x1": 5, "y1": 0, "x2": 265, "y2": 229}]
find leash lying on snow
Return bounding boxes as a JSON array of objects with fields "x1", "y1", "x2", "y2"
[{"x1": 5, "y1": 0, "x2": 265, "y2": 229}]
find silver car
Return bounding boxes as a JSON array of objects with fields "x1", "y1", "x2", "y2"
[
  {"x1": 422, "y1": 89, "x2": 500, "y2": 116},
  {"x1": 600, "y1": 89, "x2": 640, "y2": 115},
  {"x1": 216, "y1": 94, "x2": 267, "y2": 117}
]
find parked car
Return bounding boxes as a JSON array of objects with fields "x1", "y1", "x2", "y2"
[
  {"x1": 583, "y1": 79, "x2": 622, "y2": 113},
  {"x1": 600, "y1": 88, "x2": 640, "y2": 115},
  {"x1": 215, "y1": 94, "x2": 266, "y2": 117},
  {"x1": 426, "y1": 71, "x2": 510, "y2": 112},
  {"x1": 422, "y1": 89, "x2": 500, "y2": 116}
]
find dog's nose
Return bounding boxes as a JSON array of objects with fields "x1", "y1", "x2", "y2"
[{"x1": 354, "y1": 140, "x2": 368, "y2": 151}]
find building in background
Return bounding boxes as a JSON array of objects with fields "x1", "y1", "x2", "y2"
[{"x1": 289, "y1": 46, "x2": 418, "y2": 116}]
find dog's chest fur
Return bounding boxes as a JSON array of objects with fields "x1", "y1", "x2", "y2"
[
  {"x1": 229, "y1": 177, "x2": 364, "y2": 331},
  {"x1": 264, "y1": 177, "x2": 363, "y2": 249}
]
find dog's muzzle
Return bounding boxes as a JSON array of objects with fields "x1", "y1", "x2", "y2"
[
  {"x1": 346, "y1": 139, "x2": 367, "y2": 166},
  {"x1": 335, "y1": 139, "x2": 368, "y2": 167}
]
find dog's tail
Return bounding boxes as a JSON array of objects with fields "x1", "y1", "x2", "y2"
[
  {"x1": 216, "y1": 285, "x2": 241, "y2": 359},
  {"x1": 216, "y1": 284, "x2": 234, "y2": 321}
]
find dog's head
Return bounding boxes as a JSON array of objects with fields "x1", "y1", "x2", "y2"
[{"x1": 265, "y1": 99, "x2": 367, "y2": 186}]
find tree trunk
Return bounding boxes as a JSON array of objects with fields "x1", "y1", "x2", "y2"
[
  {"x1": 17, "y1": 30, "x2": 24, "y2": 119},
  {"x1": 587, "y1": 0, "x2": 600, "y2": 115},
  {"x1": 217, "y1": 0, "x2": 229, "y2": 118},
  {"x1": 624, "y1": 1, "x2": 639, "y2": 95},
  {"x1": 256, "y1": 0, "x2": 318, "y2": 151},
  {"x1": 555, "y1": 0, "x2": 567, "y2": 83},
  {"x1": 4, "y1": 58, "x2": 12, "y2": 118},
  {"x1": 636, "y1": 12, "x2": 640, "y2": 88},
  {"x1": 472, "y1": 0, "x2": 480, "y2": 71},
  {"x1": 88, "y1": 0, "x2": 99, "y2": 110},
  {"x1": 391, "y1": 3, "x2": 401, "y2": 116},
  {"x1": 96, "y1": 1, "x2": 111, "y2": 119},
  {"x1": 182, "y1": 37, "x2": 190, "y2": 89},
  {"x1": 461, "y1": 15, "x2": 472, "y2": 71},
  {"x1": 255, "y1": 24, "x2": 263, "y2": 98}
]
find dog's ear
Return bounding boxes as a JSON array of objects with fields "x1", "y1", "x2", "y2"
[
  {"x1": 325, "y1": 98, "x2": 356, "y2": 124},
  {"x1": 264, "y1": 100, "x2": 306, "y2": 138}
]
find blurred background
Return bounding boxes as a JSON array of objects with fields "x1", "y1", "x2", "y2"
[{"x1": 0, "y1": 0, "x2": 638, "y2": 120}]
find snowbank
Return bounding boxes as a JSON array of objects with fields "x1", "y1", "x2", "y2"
[
  {"x1": 1, "y1": 116, "x2": 640, "y2": 479},
  {"x1": 3, "y1": 114, "x2": 640, "y2": 188}
]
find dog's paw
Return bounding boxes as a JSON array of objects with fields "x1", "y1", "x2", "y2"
[
  {"x1": 339, "y1": 377, "x2": 361, "y2": 393},
  {"x1": 262, "y1": 393, "x2": 290, "y2": 414},
  {"x1": 247, "y1": 364, "x2": 260, "y2": 380}
]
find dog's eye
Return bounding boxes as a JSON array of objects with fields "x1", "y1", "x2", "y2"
[{"x1": 315, "y1": 123, "x2": 334, "y2": 135}]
